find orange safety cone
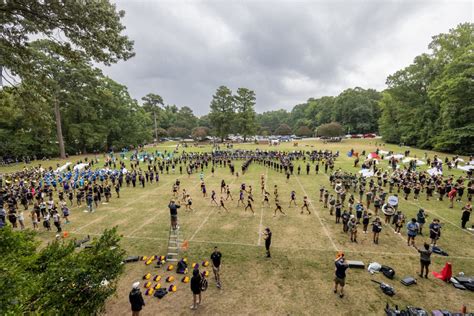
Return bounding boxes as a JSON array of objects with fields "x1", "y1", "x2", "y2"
[{"x1": 181, "y1": 240, "x2": 189, "y2": 251}]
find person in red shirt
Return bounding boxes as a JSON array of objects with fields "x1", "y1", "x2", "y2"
[{"x1": 448, "y1": 188, "x2": 457, "y2": 209}]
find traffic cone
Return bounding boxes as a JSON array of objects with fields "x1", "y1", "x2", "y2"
[{"x1": 181, "y1": 240, "x2": 189, "y2": 251}]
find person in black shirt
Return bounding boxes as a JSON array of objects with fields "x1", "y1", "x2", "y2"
[
  {"x1": 414, "y1": 243, "x2": 432, "y2": 278},
  {"x1": 334, "y1": 253, "x2": 349, "y2": 298},
  {"x1": 129, "y1": 282, "x2": 145, "y2": 316},
  {"x1": 190, "y1": 269, "x2": 202, "y2": 310},
  {"x1": 211, "y1": 246, "x2": 222, "y2": 288},
  {"x1": 461, "y1": 202, "x2": 472, "y2": 229},
  {"x1": 263, "y1": 227, "x2": 272, "y2": 258}
]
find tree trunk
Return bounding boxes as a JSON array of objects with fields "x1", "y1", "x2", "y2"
[
  {"x1": 154, "y1": 111, "x2": 158, "y2": 142},
  {"x1": 54, "y1": 97, "x2": 66, "y2": 159}
]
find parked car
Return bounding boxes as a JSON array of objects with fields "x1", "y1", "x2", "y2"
[{"x1": 363, "y1": 133, "x2": 377, "y2": 138}]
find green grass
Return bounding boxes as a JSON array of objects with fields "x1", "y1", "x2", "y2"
[{"x1": 4, "y1": 139, "x2": 473, "y2": 315}]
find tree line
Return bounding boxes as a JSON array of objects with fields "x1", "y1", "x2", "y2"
[{"x1": 0, "y1": 0, "x2": 471, "y2": 159}]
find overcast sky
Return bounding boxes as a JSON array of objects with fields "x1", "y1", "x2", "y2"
[{"x1": 101, "y1": 0, "x2": 473, "y2": 115}]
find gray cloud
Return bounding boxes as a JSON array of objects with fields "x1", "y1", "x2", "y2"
[{"x1": 101, "y1": 0, "x2": 472, "y2": 115}]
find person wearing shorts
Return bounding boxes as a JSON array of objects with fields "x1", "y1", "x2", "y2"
[
  {"x1": 168, "y1": 200, "x2": 181, "y2": 230},
  {"x1": 301, "y1": 196, "x2": 310, "y2": 215},
  {"x1": 414, "y1": 243, "x2": 432, "y2": 278},
  {"x1": 211, "y1": 247, "x2": 222, "y2": 288},
  {"x1": 218, "y1": 197, "x2": 229, "y2": 213},
  {"x1": 334, "y1": 253, "x2": 349, "y2": 298}
]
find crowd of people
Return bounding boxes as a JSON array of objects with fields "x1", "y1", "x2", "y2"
[
  {"x1": 1, "y1": 146, "x2": 472, "y2": 311},
  {"x1": 325, "y1": 164, "x2": 472, "y2": 247}
]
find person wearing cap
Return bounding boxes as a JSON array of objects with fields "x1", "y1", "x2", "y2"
[
  {"x1": 129, "y1": 282, "x2": 145, "y2": 316},
  {"x1": 334, "y1": 252, "x2": 349, "y2": 298}
]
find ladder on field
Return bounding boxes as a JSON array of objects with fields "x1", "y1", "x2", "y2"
[{"x1": 166, "y1": 226, "x2": 181, "y2": 262}]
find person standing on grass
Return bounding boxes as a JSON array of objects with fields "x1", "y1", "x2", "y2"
[
  {"x1": 129, "y1": 282, "x2": 145, "y2": 316},
  {"x1": 168, "y1": 199, "x2": 181, "y2": 230},
  {"x1": 301, "y1": 196, "x2": 311, "y2": 214},
  {"x1": 429, "y1": 219, "x2": 441, "y2": 245},
  {"x1": 414, "y1": 243, "x2": 432, "y2": 279},
  {"x1": 190, "y1": 268, "x2": 202, "y2": 310},
  {"x1": 372, "y1": 217, "x2": 382, "y2": 244},
  {"x1": 348, "y1": 217, "x2": 358, "y2": 243},
  {"x1": 416, "y1": 208, "x2": 427, "y2": 235},
  {"x1": 406, "y1": 218, "x2": 418, "y2": 246},
  {"x1": 211, "y1": 246, "x2": 222, "y2": 288},
  {"x1": 273, "y1": 199, "x2": 286, "y2": 217},
  {"x1": 52, "y1": 209, "x2": 62, "y2": 233},
  {"x1": 263, "y1": 227, "x2": 272, "y2": 258},
  {"x1": 334, "y1": 252, "x2": 349, "y2": 298},
  {"x1": 461, "y1": 202, "x2": 472, "y2": 229},
  {"x1": 289, "y1": 191, "x2": 297, "y2": 207},
  {"x1": 245, "y1": 195, "x2": 255, "y2": 215},
  {"x1": 211, "y1": 190, "x2": 218, "y2": 206},
  {"x1": 448, "y1": 187, "x2": 457, "y2": 208},
  {"x1": 218, "y1": 196, "x2": 229, "y2": 213}
]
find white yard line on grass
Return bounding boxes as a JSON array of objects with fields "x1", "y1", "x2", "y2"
[
  {"x1": 257, "y1": 167, "x2": 268, "y2": 246},
  {"x1": 127, "y1": 214, "x2": 159, "y2": 237},
  {"x1": 72, "y1": 174, "x2": 186, "y2": 235},
  {"x1": 294, "y1": 174, "x2": 339, "y2": 251},
  {"x1": 109, "y1": 174, "x2": 186, "y2": 215},
  {"x1": 189, "y1": 174, "x2": 239, "y2": 241},
  {"x1": 71, "y1": 216, "x2": 106, "y2": 233},
  {"x1": 128, "y1": 173, "x2": 212, "y2": 239},
  {"x1": 67, "y1": 231, "x2": 474, "y2": 260}
]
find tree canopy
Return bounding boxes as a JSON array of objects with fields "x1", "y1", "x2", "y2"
[
  {"x1": 1, "y1": 0, "x2": 134, "y2": 82},
  {"x1": 0, "y1": 227, "x2": 125, "y2": 314},
  {"x1": 379, "y1": 22, "x2": 473, "y2": 153}
]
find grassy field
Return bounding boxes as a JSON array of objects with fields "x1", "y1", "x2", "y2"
[{"x1": 3, "y1": 139, "x2": 473, "y2": 315}]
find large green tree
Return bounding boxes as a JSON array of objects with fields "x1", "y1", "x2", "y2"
[
  {"x1": 209, "y1": 86, "x2": 235, "y2": 141},
  {"x1": 379, "y1": 22, "x2": 473, "y2": 153},
  {"x1": 1, "y1": 0, "x2": 134, "y2": 82},
  {"x1": 256, "y1": 109, "x2": 290, "y2": 134},
  {"x1": 0, "y1": 227, "x2": 125, "y2": 314},
  {"x1": 142, "y1": 93, "x2": 164, "y2": 141},
  {"x1": 234, "y1": 88, "x2": 257, "y2": 141}
]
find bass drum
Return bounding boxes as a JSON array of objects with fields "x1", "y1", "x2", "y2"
[{"x1": 382, "y1": 203, "x2": 395, "y2": 216}]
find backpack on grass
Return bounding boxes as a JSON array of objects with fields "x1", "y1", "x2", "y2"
[{"x1": 380, "y1": 265, "x2": 395, "y2": 279}]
